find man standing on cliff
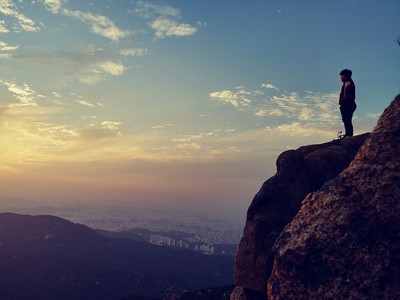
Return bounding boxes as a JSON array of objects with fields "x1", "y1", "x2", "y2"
[{"x1": 339, "y1": 69, "x2": 357, "y2": 137}]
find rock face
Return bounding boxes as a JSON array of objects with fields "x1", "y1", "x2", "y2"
[
  {"x1": 233, "y1": 95, "x2": 400, "y2": 300},
  {"x1": 268, "y1": 95, "x2": 400, "y2": 299},
  {"x1": 232, "y1": 132, "x2": 370, "y2": 298}
]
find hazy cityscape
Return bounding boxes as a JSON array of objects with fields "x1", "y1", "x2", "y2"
[{"x1": 0, "y1": 196, "x2": 245, "y2": 256}]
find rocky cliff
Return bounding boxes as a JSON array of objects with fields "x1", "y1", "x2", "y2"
[{"x1": 232, "y1": 94, "x2": 400, "y2": 299}]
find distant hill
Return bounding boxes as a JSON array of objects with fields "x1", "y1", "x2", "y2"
[{"x1": 0, "y1": 212, "x2": 233, "y2": 299}]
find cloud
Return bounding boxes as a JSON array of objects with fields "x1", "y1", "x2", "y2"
[
  {"x1": 79, "y1": 60, "x2": 126, "y2": 85},
  {"x1": 75, "y1": 99, "x2": 95, "y2": 107},
  {"x1": 2, "y1": 42, "x2": 128, "y2": 85},
  {"x1": 210, "y1": 86, "x2": 268, "y2": 109},
  {"x1": 259, "y1": 91, "x2": 340, "y2": 124},
  {"x1": 262, "y1": 83, "x2": 279, "y2": 90},
  {"x1": 63, "y1": 10, "x2": 129, "y2": 41},
  {"x1": 209, "y1": 90, "x2": 252, "y2": 108},
  {"x1": 121, "y1": 48, "x2": 149, "y2": 57},
  {"x1": 151, "y1": 18, "x2": 197, "y2": 39},
  {"x1": 74, "y1": 127, "x2": 119, "y2": 141},
  {"x1": 254, "y1": 108, "x2": 285, "y2": 117},
  {"x1": 173, "y1": 132, "x2": 214, "y2": 143},
  {"x1": 0, "y1": 0, "x2": 40, "y2": 32},
  {"x1": 0, "y1": 40, "x2": 18, "y2": 51},
  {"x1": 176, "y1": 143, "x2": 201, "y2": 151},
  {"x1": 212, "y1": 83, "x2": 340, "y2": 125},
  {"x1": 82, "y1": 115, "x2": 97, "y2": 120},
  {"x1": 150, "y1": 124, "x2": 173, "y2": 129},
  {"x1": 101, "y1": 121, "x2": 121, "y2": 130},
  {"x1": 40, "y1": 0, "x2": 63, "y2": 13},
  {"x1": 274, "y1": 122, "x2": 316, "y2": 136},
  {"x1": 0, "y1": 20, "x2": 9, "y2": 33},
  {"x1": 132, "y1": 1, "x2": 198, "y2": 39},
  {"x1": 51, "y1": 92, "x2": 62, "y2": 98},
  {"x1": 209, "y1": 83, "x2": 353, "y2": 142},
  {"x1": 131, "y1": 2, "x2": 180, "y2": 19},
  {"x1": 97, "y1": 60, "x2": 126, "y2": 76},
  {"x1": 0, "y1": 104, "x2": 124, "y2": 168},
  {"x1": 0, "y1": 86, "x2": 72, "y2": 168},
  {"x1": 51, "y1": 121, "x2": 123, "y2": 146},
  {"x1": 0, "y1": 80, "x2": 38, "y2": 107},
  {"x1": 172, "y1": 129, "x2": 234, "y2": 143},
  {"x1": 40, "y1": 0, "x2": 129, "y2": 41},
  {"x1": 367, "y1": 113, "x2": 381, "y2": 119}
]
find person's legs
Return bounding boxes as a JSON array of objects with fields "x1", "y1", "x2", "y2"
[
  {"x1": 340, "y1": 103, "x2": 357, "y2": 136},
  {"x1": 344, "y1": 115, "x2": 353, "y2": 136}
]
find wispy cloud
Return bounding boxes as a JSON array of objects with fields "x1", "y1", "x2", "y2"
[
  {"x1": 0, "y1": 79, "x2": 127, "y2": 168},
  {"x1": 79, "y1": 60, "x2": 126, "y2": 85},
  {"x1": 121, "y1": 48, "x2": 149, "y2": 57},
  {"x1": 0, "y1": 83, "x2": 70, "y2": 167},
  {"x1": 97, "y1": 60, "x2": 126, "y2": 76},
  {"x1": 40, "y1": 0, "x2": 62, "y2": 14},
  {"x1": 172, "y1": 129, "x2": 234, "y2": 143},
  {"x1": 150, "y1": 18, "x2": 197, "y2": 39},
  {"x1": 131, "y1": 1, "x2": 198, "y2": 39},
  {"x1": 40, "y1": 0, "x2": 129, "y2": 41},
  {"x1": 210, "y1": 84, "x2": 339, "y2": 124},
  {"x1": 82, "y1": 115, "x2": 97, "y2": 120},
  {"x1": 51, "y1": 92, "x2": 62, "y2": 98},
  {"x1": 150, "y1": 124, "x2": 173, "y2": 129},
  {"x1": 63, "y1": 10, "x2": 129, "y2": 41},
  {"x1": 75, "y1": 99, "x2": 95, "y2": 107},
  {"x1": 0, "y1": 99, "x2": 123, "y2": 168},
  {"x1": 0, "y1": 80, "x2": 38, "y2": 107},
  {"x1": 264, "y1": 91, "x2": 339, "y2": 123},
  {"x1": 209, "y1": 89, "x2": 253, "y2": 108},
  {"x1": 75, "y1": 127, "x2": 119, "y2": 141},
  {"x1": 172, "y1": 131, "x2": 216, "y2": 143},
  {"x1": 2, "y1": 44, "x2": 127, "y2": 86},
  {"x1": 0, "y1": 40, "x2": 18, "y2": 51},
  {"x1": 132, "y1": 2, "x2": 180, "y2": 19},
  {"x1": 0, "y1": 0, "x2": 40, "y2": 32},
  {"x1": 0, "y1": 20, "x2": 9, "y2": 33},
  {"x1": 261, "y1": 83, "x2": 279, "y2": 91},
  {"x1": 101, "y1": 121, "x2": 122, "y2": 131}
]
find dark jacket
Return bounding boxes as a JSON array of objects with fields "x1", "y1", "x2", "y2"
[{"x1": 339, "y1": 79, "x2": 356, "y2": 105}]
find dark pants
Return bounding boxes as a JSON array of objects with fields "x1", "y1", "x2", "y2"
[{"x1": 340, "y1": 102, "x2": 357, "y2": 136}]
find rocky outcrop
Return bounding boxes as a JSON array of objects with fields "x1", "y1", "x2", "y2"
[
  {"x1": 231, "y1": 94, "x2": 400, "y2": 300},
  {"x1": 232, "y1": 131, "x2": 370, "y2": 298},
  {"x1": 268, "y1": 95, "x2": 400, "y2": 299}
]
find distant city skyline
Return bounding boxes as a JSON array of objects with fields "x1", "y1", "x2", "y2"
[{"x1": 1, "y1": 1, "x2": 399, "y2": 214}]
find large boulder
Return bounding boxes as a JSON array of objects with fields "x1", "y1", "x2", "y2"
[
  {"x1": 232, "y1": 132, "x2": 370, "y2": 299},
  {"x1": 268, "y1": 94, "x2": 400, "y2": 299}
]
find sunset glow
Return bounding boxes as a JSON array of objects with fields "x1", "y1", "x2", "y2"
[{"x1": 1, "y1": 0, "x2": 399, "y2": 213}]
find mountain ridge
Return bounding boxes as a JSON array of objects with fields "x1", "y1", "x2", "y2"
[{"x1": 0, "y1": 212, "x2": 233, "y2": 299}]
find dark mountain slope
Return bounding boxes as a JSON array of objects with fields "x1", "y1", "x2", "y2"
[{"x1": 0, "y1": 213, "x2": 233, "y2": 299}]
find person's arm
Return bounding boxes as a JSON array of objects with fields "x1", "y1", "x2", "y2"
[{"x1": 342, "y1": 81, "x2": 352, "y2": 103}]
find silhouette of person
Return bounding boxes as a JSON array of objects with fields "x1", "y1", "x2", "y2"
[{"x1": 339, "y1": 69, "x2": 357, "y2": 137}]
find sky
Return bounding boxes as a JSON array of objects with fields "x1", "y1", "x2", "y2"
[{"x1": 0, "y1": 0, "x2": 399, "y2": 214}]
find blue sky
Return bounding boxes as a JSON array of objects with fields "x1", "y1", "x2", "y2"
[{"x1": 0, "y1": 0, "x2": 399, "y2": 214}]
